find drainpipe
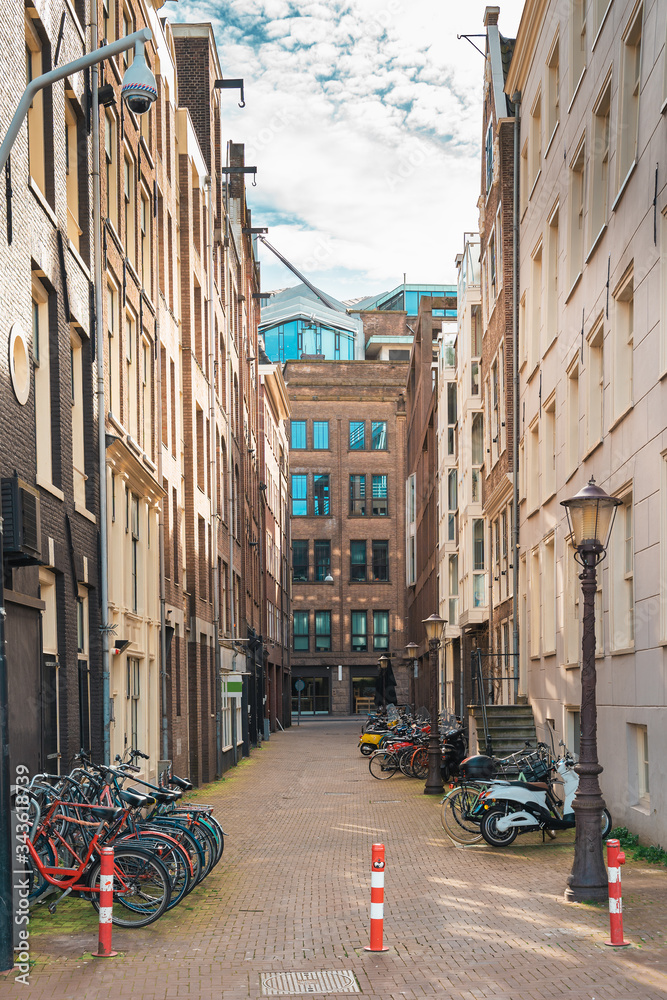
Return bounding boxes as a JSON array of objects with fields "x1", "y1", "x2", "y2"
[
  {"x1": 206, "y1": 176, "x2": 222, "y2": 777},
  {"x1": 511, "y1": 91, "x2": 521, "y2": 703},
  {"x1": 91, "y1": 1, "x2": 111, "y2": 764},
  {"x1": 224, "y1": 146, "x2": 238, "y2": 762},
  {"x1": 155, "y1": 158, "x2": 168, "y2": 763}
]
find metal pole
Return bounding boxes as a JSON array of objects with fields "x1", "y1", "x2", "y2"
[
  {"x1": 0, "y1": 517, "x2": 14, "y2": 972},
  {"x1": 156, "y1": 166, "x2": 168, "y2": 763},
  {"x1": 0, "y1": 29, "x2": 152, "y2": 175},
  {"x1": 565, "y1": 551, "x2": 608, "y2": 902},
  {"x1": 511, "y1": 91, "x2": 521, "y2": 704},
  {"x1": 424, "y1": 638, "x2": 443, "y2": 795}
]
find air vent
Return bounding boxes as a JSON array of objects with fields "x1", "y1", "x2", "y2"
[{"x1": 1, "y1": 475, "x2": 41, "y2": 564}]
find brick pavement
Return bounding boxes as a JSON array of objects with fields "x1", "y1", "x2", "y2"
[{"x1": 2, "y1": 718, "x2": 667, "y2": 999}]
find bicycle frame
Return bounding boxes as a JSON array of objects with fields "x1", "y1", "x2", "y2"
[{"x1": 25, "y1": 802, "x2": 117, "y2": 893}]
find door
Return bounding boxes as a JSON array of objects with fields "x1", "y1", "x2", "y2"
[
  {"x1": 351, "y1": 676, "x2": 375, "y2": 715},
  {"x1": 291, "y1": 676, "x2": 330, "y2": 714},
  {"x1": 5, "y1": 601, "x2": 43, "y2": 775}
]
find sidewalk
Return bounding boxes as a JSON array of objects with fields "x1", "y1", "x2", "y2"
[{"x1": 2, "y1": 717, "x2": 666, "y2": 999}]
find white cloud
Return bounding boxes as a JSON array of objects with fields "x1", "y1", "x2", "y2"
[{"x1": 164, "y1": 0, "x2": 524, "y2": 299}]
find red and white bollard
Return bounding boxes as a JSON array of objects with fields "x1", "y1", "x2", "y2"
[
  {"x1": 364, "y1": 843, "x2": 389, "y2": 952},
  {"x1": 92, "y1": 847, "x2": 118, "y2": 958},
  {"x1": 605, "y1": 839, "x2": 630, "y2": 947}
]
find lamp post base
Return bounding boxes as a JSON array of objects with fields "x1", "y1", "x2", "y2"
[{"x1": 423, "y1": 740, "x2": 443, "y2": 796}]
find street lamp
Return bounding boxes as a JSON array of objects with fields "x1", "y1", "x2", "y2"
[
  {"x1": 561, "y1": 476, "x2": 621, "y2": 902},
  {"x1": 405, "y1": 642, "x2": 418, "y2": 714},
  {"x1": 422, "y1": 613, "x2": 446, "y2": 795},
  {"x1": 377, "y1": 653, "x2": 389, "y2": 711}
]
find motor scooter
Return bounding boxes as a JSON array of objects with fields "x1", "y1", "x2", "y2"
[
  {"x1": 440, "y1": 723, "x2": 467, "y2": 781},
  {"x1": 478, "y1": 745, "x2": 612, "y2": 846}
]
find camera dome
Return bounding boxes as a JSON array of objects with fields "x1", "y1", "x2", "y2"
[{"x1": 121, "y1": 45, "x2": 157, "y2": 116}]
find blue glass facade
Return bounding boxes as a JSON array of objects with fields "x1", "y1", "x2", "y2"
[
  {"x1": 365, "y1": 285, "x2": 457, "y2": 319},
  {"x1": 262, "y1": 319, "x2": 356, "y2": 363}
]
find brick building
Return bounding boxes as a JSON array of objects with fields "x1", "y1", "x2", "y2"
[
  {"x1": 259, "y1": 356, "x2": 291, "y2": 732},
  {"x1": 1, "y1": 0, "x2": 100, "y2": 775},
  {"x1": 284, "y1": 360, "x2": 408, "y2": 716},
  {"x1": 478, "y1": 7, "x2": 517, "y2": 690}
]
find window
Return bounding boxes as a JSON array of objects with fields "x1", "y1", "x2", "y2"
[
  {"x1": 291, "y1": 420, "x2": 306, "y2": 449},
  {"x1": 446, "y1": 382, "x2": 457, "y2": 456},
  {"x1": 372, "y1": 541, "x2": 389, "y2": 582},
  {"x1": 313, "y1": 474, "x2": 330, "y2": 515},
  {"x1": 613, "y1": 272, "x2": 633, "y2": 421},
  {"x1": 350, "y1": 421, "x2": 365, "y2": 449},
  {"x1": 527, "y1": 418, "x2": 539, "y2": 513},
  {"x1": 471, "y1": 412, "x2": 483, "y2": 506},
  {"x1": 128, "y1": 657, "x2": 140, "y2": 750},
  {"x1": 65, "y1": 99, "x2": 82, "y2": 251},
  {"x1": 611, "y1": 492, "x2": 634, "y2": 650},
  {"x1": 630, "y1": 724, "x2": 650, "y2": 801},
  {"x1": 371, "y1": 421, "x2": 387, "y2": 450},
  {"x1": 373, "y1": 610, "x2": 389, "y2": 650},
  {"x1": 472, "y1": 518, "x2": 485, "y2": 608},
  {"x1": 448, "y1": 469, "x2": 458, "y2": 541},
  {"x1": 293, "y1": 539, "x2": 308, "y2": 582},
  {"x1": 567, "y1": 360, "x2": 579, "y2": 477},
  {"x1": 293, "y1": 611, "x2": 309, "y2": 651},
  {"x1": 567, "y1": 709, "x2": 581, "y2": 759},
  {"x1": 126, "y1": 308, "x2": 137, "y2": 438},
  {"x1": 314, "y1": 540, "x2": 331, "y2": 582},
  {"x1": 124, "y1": 155, "x2": 136, "y2": 264},
  {"x1": 617, "y1": 5, "x2": 642, "y2": 191},
  {"x1": 590, "y1": 79, "x2": 611, "y2": 245},
  {"x1": 485, "y1": 120, "x2": 494, "y2": 192},
  {"x1": 71, "y1": 330, "x2": 86, "y2": 508},
  {"x1": 77, "y1": 588, "x2": 90, "y2": 751},
  {"x1": 350, "y1": 540, "x2": 366, "y2": 582},
  {"x1": 529, "y1": 243, "x2": 542, "y2": 370},
  {"x1": 372, "y1": 475, "x2": 388, "y2": 516},
  {"x1": 542, "y1": 394, "x2": 556, "y2": 500},
  {"x1": 491, "y1": 355, "x2": 501, "y2": 465},
  {"x1": 351, "y1": 611, "x2": 367, "y2": 652},
  {"x1": 542, "y1": 535, "x2": 556, "y2": 654},
  {"x1": 25, "y1": 16, "x2": 47, "y2": 198},
  {"x1": 488, "y1": 230, "x2": 497, "y2": 304},
  {"x1": 291, "y1": 474, "x2": 307, "y2": 516},
  {"x1": 546, "y1": 204, "x2": 559, "y2": 348},
  {"x1": 448, "y1": 553, "x2": 458, "y2": 625},
  {"x1": 564, "y1": 538, "x2": 580, "y2": 666},
  {"x1": 315, "y1": 611, "x2": 331, "y2": 651},
  {"x1": 571, "y1": 0, "x2": 587, "y2": 97},
  {"x1": 587, "y1": 321, "x2": 604, "y2": 447},
  {"x1": 471, "y1": 303, "x2": 482, "y2": 356},
  {"x1": 406, "y1": 473, "x2": 416, "y2": 587},
  {"x1": 121, "y1": 4, "x2": 135, "y2": 71},
  {"x1": 105, "y1": 111, "x2": 118, "y2": 228},
  {"x1": 530, "y1": 547, "x2": 540, "y2": 657},
  {"x1": 529, "y1": 90, "x2": 542, "y2": 189},
  {"x1": 568, "y1": 139, "x2": 586, "y2": 289},
  {"x1": 350, "y1": 474, "x2": 366, "y2": 515},
  {"x1": 520, "y1": 140, "x2": 528, "y2": 216},
  {"x1": 519, "y1": 293, "x2": 526, "y2": 367},
  {"x1": 103, "y1": 0, "x2": 117, "y2": 42},
  {"x1": 313, "y1": 421, "x2": 329, "y2": 449},
  {"x1": 131, "y1": 494, "x2": 140, "y2": 613},
  {"x1": 140, "y1": 189, "x2": 151, "y2": 292},
  {"x1": 33, "y1": 277, "x2": 54, "y2": 486},
  {"x1": 546, "y1": 35, "x2": 560, "y2": 142}
]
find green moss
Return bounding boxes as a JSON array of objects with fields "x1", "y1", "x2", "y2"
[{"x1": 610, "y1": 827, "x2": 667, "y2": 868}]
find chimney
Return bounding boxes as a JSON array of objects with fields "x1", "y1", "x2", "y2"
[{"x1": 484, "y1": 6, "x2": 500, "y2": 26}]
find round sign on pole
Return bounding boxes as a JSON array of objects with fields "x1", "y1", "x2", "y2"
[{"x1": 294, "y1": 679, "x2": 305, "y2": 692}]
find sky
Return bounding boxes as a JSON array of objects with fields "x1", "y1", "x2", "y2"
[{"x1": 162, "y1": 0, "x2": 524, "y2": 301}]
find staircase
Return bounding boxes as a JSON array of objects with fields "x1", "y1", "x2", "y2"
[{"x1": 470, "y1": 703, "x2": 537, "y2": 757}]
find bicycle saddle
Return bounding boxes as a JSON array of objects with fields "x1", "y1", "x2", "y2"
[
  {"x1": 168, "y1": 775, "x2": 193, "y2": 791},
  {"x1": 150, "y1": 789, "x2": 182, "y2": 804},
  {"x1": 119, "y1": 788, "x2": 154, "y2": 808}
]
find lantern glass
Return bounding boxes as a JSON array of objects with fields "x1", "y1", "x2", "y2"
[
  {"x1": 378, "y1": 654, "x2": 389, "y2": 670},
  {"x1": 422, "y1": 613, "x2": 446, "y2": 643},
  {"x1": 562, "y1": 477, "x2": 621, "y2": 552}
]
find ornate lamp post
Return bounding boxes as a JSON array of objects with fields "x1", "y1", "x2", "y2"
[
  {"x1": 377, "y1": 653, "x2": 389, "y2": 711},
  {"x1": 561, "y1": 477, "x2": 621, "y2": 902},
  {"x1": 405, "y1": 642, "x2": 418, "y2": 714},
  {"x1": 422, "y1": 614, "x2": 446, "y2": 795}
]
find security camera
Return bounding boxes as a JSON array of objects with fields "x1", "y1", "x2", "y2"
[{"x1": 121, "y1": 42, "x2": 157, "y2": 115}]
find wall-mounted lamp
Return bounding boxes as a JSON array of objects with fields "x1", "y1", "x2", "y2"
[{"x1": 113, "y1": 639, "x2": 131, "y2": 655}]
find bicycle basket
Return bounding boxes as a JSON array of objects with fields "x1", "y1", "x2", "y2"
[
  {"x1": 459, "y1": 755, "x2": 498, "y2": 781},
  {"x1": 518, "y1": 755, "x2": 550, "y2": 782}
]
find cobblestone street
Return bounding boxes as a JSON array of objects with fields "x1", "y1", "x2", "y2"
[{"x1": 2, "y1": 719, "x2": 667, "y2": 1000}]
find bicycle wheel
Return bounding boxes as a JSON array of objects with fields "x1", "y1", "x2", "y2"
[
  {"x1": 440, "y1": 785, "x2": 484, "y2": 845},
  {"x1": 369, "y1": 751, "x2": 398, "y2": 780},
  {"x1": 88, "y1": 846, "x2": 171, "y2": 927},
  {"x1": 116, "y1": 833, "x2": 191, "y2": 908},
  {"x1": 398, "y1": 747, "x2": 417, "y2": 777},
  {"x1": 411, "y1": 747, "x2": 429, "y2": 779}
]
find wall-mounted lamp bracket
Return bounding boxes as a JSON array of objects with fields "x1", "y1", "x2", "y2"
[
  {"x1": 215, "y1": 78, "x2": 245, "y2": 108},
  {"x1": 220, "y1": 166, "x2": 257, "y2": 186}
]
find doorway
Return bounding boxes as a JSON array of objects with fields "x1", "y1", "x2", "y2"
[
  {"x1": 291, "y1": 676, "x2": 330, "y2": 715},
  {"x1": 351, "y1": 675, "x2": 376, "y2": 715}
]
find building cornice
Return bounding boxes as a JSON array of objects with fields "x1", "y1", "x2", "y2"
[{"x1": 505, "y1": 0, "x2": 548, "y2": 96}]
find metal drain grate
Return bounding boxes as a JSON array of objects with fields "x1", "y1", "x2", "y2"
[{"x1": 261, "y1": 971, "x2": 360, "y2": 995}]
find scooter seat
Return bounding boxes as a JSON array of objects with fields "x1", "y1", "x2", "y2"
[{"x1": 506, "y1": 780, "x2": 550, "y2": 792}]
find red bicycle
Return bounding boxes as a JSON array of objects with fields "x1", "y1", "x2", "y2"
[{"x1": 25, "y1": 798, "x2": 171, "y2": 927}]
